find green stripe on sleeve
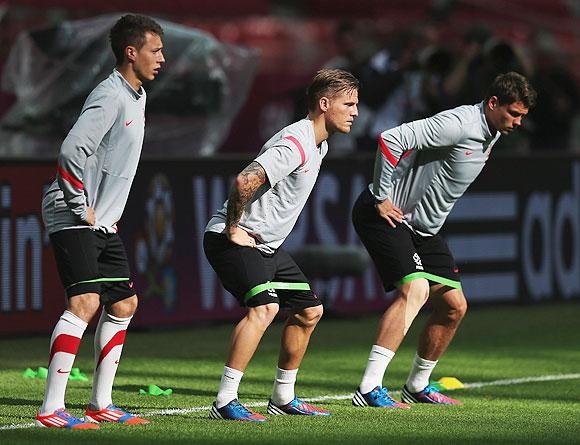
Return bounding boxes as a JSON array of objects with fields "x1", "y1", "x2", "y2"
[
  {"x1": 243, "y1": 281, "x2": 311, "y2": 304},
  {"x1": 394, "y1": 272, "x2": 461, "y2": 289}
]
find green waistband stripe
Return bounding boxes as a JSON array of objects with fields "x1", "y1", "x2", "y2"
[
  {"x1": 395, "y1": 272, "x2": 461, "y2": 289},
  {"x1": 244, "y1": 281, "x2": 311, "y2": 303},
  {"x1": 66, "y1": 277, "x2": 130, "y2": 290}
]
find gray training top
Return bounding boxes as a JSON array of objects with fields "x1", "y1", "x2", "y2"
[
  {"x1": 369, "y1": 102, "x2": 501, "y2": 236},
  {"x1": 206, "y1": 118, "x2": 328, "y2": 254},
  {"x1": 42, "y1": 69, "x2": 146, "y2": 235}
]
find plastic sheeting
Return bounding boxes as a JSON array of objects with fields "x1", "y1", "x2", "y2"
[{"x1": 0, "y1": 14, "x2": 260, "y2": 158}]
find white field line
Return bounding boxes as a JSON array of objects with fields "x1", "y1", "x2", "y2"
[{"x1": 2, "y1": 373, "x2": 579, "y2": 431}]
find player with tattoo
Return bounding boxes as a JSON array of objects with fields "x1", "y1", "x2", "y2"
[{"x1": 204, "y1": 68, "x2": 359, "y2": 421}]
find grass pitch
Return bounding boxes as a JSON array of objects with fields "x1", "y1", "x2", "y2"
[{"x1": 1, "y1": 302, "x2": 579, "y2": 444}]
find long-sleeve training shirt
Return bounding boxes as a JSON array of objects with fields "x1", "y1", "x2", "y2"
[
  {"x1": 206, "y1": 118, "x2": 327, "y2": 255},
  {"x1": 42, "y1": 69, "x2": 146, "y2": 234},
  {"x1": 370, "y1": 102, "x2": 501, "y2": 236}
]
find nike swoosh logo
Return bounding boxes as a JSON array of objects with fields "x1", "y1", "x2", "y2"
[
  {"x1": 57, "y1": 369, "x2": 71, "y2": 374},
  {"x1": 125, "y1": 120, "x2": 133, "y2": 127},
  {"x1": 465, "y1": 151, "x2": 473, "y2": 156},
  {"x1": 114, "y1": 360, "x2": 120, "y2": 364}
]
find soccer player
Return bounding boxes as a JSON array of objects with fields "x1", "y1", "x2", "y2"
[
  {"x1": 204, "y1": 68, "x2": 359, "y2": 421},
  {"x1": 351, "y1": 72, "x2": 536, "y2": 408},
  {"x1": 35, "y1": 14, "x2": 165, "y2": 429}
]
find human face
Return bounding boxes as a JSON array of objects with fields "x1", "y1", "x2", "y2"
[
  {"x1": 132, "y1": 32, "x2": 165, "y2": 82},
  {"x1": 324, "y1": 89, "x2": 359, "y2": 134},
  {"x1": 485, "y1": 96, "x2": 529, "y2": 135}
]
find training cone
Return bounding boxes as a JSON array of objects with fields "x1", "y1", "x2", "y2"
[
  {"x1": 139, "y1": 384, "x2": 173, "y2": 396},
  {"x1": 69, "y1": 368, "x2": 89, "y2": 381},
  {"x1": 438, "y1": 377, "x2": 464, "y2": 390}
]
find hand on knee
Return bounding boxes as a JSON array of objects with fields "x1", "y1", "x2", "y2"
[
  {"x1": 292, "y1": 305, "x2": 323, "y2": 328},
  {"x1": 247, "y1": 303, "x2": 279, "y2": 329}
]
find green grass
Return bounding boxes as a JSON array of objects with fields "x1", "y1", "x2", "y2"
[{"x1": 1, "y1": 302, "x2": 580, "y2": 444}]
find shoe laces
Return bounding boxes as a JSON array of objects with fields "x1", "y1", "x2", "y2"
[
  {"x1": 106, "y1": 405, "x2": 125, "y2": 414},
  {"x1": 55, "y1": 409, "x2": 83, "y2": 423},
  {"x1": 423, "y1": 385, "x2": 438, "y2": 395},
  {"x1": 375, "y1": 386, "x2": 394, "y2": 402},
  {"x1": 294, "y1": 399, "x2": 314, "y2": 412},
  {"x1": 232, "y1": 401, "x2": 254, "y2": 416}
]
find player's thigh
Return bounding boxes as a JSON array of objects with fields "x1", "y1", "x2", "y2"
[
  {"x1": 416, "y1": 234, "x2": 461, "y2": 289},
  {"x1": 356, "y1": 223, "x2": 420, "y2": 291},
  {"x1": 98, "y1": 234, "x2": 136, "y2": 306},
  {"x1": 272, "y1": 249, "x2": 321, "y2": 311},
  {"x1": 49, "y1": 228, "x2": 102, "y2": 297},
  {"x1": 429, "y1": 284, "x2": 468, "y2": 318},
  {"x1": 203, "y1": 231, "x2": 277, "y2": 307}
]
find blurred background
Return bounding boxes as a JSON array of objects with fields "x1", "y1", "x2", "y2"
[{"x1": 1, "y1": 0, "x2": 579, "y2": 335}]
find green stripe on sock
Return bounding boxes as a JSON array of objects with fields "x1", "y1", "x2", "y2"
[
  {"x1": 244, "y1": 282, "x2": 311, "y2": 304},
  {"x1": 66, "y1": 277, "x2": 130, "y2": 290},
  {"x1": 394, "y1": 272, "x2": 461, "y2": 289}
]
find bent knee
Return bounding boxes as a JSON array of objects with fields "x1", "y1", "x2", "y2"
[
  {"x1": 108, "y1": 295, "x2": 139, "y2": 318},
  {"x1": 294, "y1": 304, "x2": 323, "y2": 327},
  {"x1": 249, "y1": 303, "x2": 279, "y2": 327},
  {"x1": 441, "y1": 290, "x2": 468, "y2": 323},
  {"x1": 450, "y1": 295, "x2": 468, "y2": 321},
  {"x1": 68, "y1": 293, "x2": 101, "y2": 320}
]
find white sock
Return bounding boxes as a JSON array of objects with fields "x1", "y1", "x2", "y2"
[
  {"x1": 359, "y1": 345, "x2": 395, "y2": 393},
  {"x1": 40, "y1": 311, "x2": 87, "y2": 415},
  {"x1": 90, "y1": 309, "x2": 131, "y2": 410},
  {"x1": 216, "y1": 366, "x2": 244, "y2": 408},
  {"x1": 271, "y1": 368, "x2": 298, "y2": 406},
  {"x1": 405, "y1": 353, "x2": 438, "y2": 392}
]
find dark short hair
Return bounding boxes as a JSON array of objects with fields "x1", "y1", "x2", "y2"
[
  {"x1": 306, "y1": 69, "x2": 360, "y2": 112},
  {"x1": 109, "y1": 14, "x2": 164, "y2": 65},
  {"x1": 485, "y1": 71, "x2": 537, "y2": 108}
]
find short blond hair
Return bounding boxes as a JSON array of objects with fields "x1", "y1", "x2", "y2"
[{"x1": 306, "y1": 68, "x2": 359, "y2": 112}]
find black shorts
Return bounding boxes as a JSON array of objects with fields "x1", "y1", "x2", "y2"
[
  {"x1": 203, "y1": 232, "x2": 322, "y2": 310},
  {"x1": 49, "y1": 229, "x2": 135, "y2": 303},
  {"x1": 352, "y1": 189, "x2": 461, "y2": 292}
]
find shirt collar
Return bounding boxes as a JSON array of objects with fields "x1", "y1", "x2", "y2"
[
  {"x1": 113, "y1": 69, "x2": 144, "y2": 100},
  {"x1": 478, "y1": 101, "x2": 497, "y2": 141}
]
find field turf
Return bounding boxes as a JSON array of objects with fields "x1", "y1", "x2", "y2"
[{"x1": 1, "y1": 302, "x2": 579, "y2": 444}]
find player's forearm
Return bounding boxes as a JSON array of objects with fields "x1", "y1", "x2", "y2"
[{"x1": 225, "y1": 161, "x2": 266, "y2": 232}]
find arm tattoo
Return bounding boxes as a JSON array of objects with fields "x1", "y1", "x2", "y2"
[{"x1": 226, "y1": 161, "x2": 267, "y2": 228}]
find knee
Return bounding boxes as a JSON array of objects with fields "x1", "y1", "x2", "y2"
[
  {"x1": 249, "y1": 303, "x2": 279, "y2": 328},
  {"x1": 68, "y1": 293, "x2": 101, "y2": 321},
  {"x1": 108, "y1": 295, "x2": 139, "y2": 318},
  {"x1": 444, "y1": 292, "x2": 468, "y2": 324},
  {"x1": 293, "y1": 305, "x2": 324, "y2": 328}
]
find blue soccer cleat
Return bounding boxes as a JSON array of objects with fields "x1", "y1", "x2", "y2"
[
  {"x1": 209, "y1": 399, "x2": 267, "y2": 422},
  {"x1": 85, "y1": 404, "x2": 150, "y2": 424},
  {"x1": 267, "y1": 397, "x2": 331, "y2": 416},
  {"x1": 352, "y1": 386, "x2": 411, "y2": 409},
  {"x1": 401, "y1": 384, "x2": 463, "y2": 405},
  {"x1": 35, "y1": 408, "x2": 99, "y2": 429}
]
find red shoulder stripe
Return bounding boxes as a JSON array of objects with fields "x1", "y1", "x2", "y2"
[
  {"x1": 378, "y1": 135, "x2": 397, "y2": 167},
  {"x1": 285, "y1": 135, "x2": 306, "y2": 167}
]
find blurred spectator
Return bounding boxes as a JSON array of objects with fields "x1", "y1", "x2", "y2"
[
  {"x1": 364, "y1": 25, "x2": 439, "y2": 147},
  {"x1": 529, "y1": 31, "x2": 580, "y2": 152},
  {"x1": 324, "y1": 21, "x2": 373, "y2": 71},
  {"x1": 443, "y1": 23, "x2": 492, "y2": 106},
  {"x1": 322, "y1": 21, "x2": 375, "y2": 155}
]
